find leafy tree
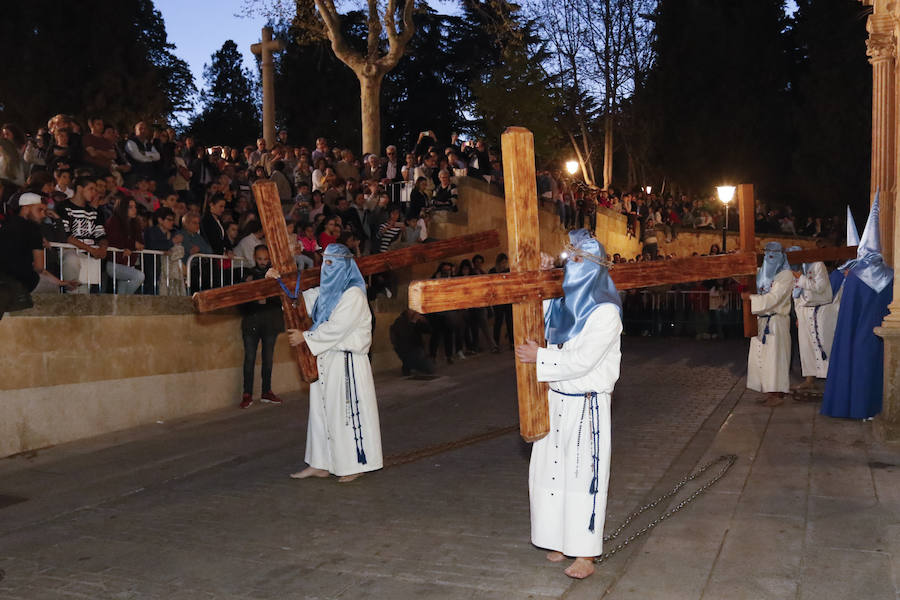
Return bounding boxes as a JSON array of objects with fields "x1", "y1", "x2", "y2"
[
  {"x1": 639, "y1": 0, "x2": 792, "y2": 198},
  {"x1": 189, "y1": 40, "x2": 261, "y2": 147},
  {"x1": 788, "y1": 0, "x2": 871, "y2": 215},
  {"x1": 470, "y1": 14, "x2": 563, "y2": 163},
  {"x1": 0, "y1": 0, "x2": 194, "y2": 131}
]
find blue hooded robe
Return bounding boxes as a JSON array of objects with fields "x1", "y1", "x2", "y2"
[{"x1": 821, "y1": 194, "x2": 894, "y2": 419}]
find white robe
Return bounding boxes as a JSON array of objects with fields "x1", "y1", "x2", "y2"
[
  {"x1": 793, "y1": 262, "x2": 835, "y2": 378},
  {"x1": 301, "y1": 286, "x2": 383, "y2": 476},
  {"x1": 747, "y1": 270, "x2": 794, "y2": 394},
  {"x1": 530, "y1": 303, "x2": 622, "y2": 558}
]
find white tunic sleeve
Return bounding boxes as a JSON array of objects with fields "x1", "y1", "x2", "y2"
[
  {"x1": 303, "y1": 287, "x2": 366, "y2": 356},
  {"x1": 795, "y1": 262, "x2": 832, "y2": 305},
  {"x1": 750, "y1": 271, "x2": 793, "y2": 315},
  {"x1": 535, "y1": 304, "x2": 622, "y2": 383},
  {"x1": 301, "y1": 287, "x2": 319, "y2": 315}
]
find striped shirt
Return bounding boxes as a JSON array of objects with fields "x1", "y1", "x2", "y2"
[{"x1": 58, "y1": 200, "x2": 106, "y2": 246}]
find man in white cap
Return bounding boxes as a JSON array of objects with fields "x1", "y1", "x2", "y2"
[{"x1": 0, "y1": 193, "x2": 77, "y2": 302}]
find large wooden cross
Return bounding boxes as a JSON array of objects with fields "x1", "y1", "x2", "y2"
[
  {"x1": 193, "y1": 180, "x2": 500, "y2": 383},
  {"x1": 409, "y1": 127, "x2": 858, "y2": 442}
]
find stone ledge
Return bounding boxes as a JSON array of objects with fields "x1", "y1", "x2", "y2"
[{"x1": 8, "y1": 293, "x2": 206, "y2": 317}]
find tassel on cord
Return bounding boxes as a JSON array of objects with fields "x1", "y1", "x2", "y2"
[
  {"x1": 346, "y1": 352, "x2": 367, "y2": 465},
  {"x1": 761, "y1": 316, "x2": 771, "y2": 344},
  {"x1": 588, "y1": 392, "x2": 600, "y2": 534}
]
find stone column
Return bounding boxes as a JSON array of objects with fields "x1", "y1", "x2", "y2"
[
  {"x1": 870, "y1": 15, "x2": 900, "y2": 441},
  {"x1": 250, "y1": 27, "x2": 285, "y2": 149}
]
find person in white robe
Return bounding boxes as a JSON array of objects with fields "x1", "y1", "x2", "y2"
[
  {"x1": 268, "y1": 243, "x2": 383, "y2": 482},
  {"x1": 791, "y1": 208, "x2": 860, "y2": 392},
  {"x1": 516, "y1": 229, "x2": 622, "y2": 580},
  {"x1": 746, "y1": 242, "x2": 793, "y2": 404},
  {"x1": 789, "y1": 249, "x2": 834, "y2": 387}
]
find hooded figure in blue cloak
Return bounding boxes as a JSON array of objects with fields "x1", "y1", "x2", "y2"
[
  {"x1": 515, "y1": 229, "x2": 622, "y2": 580},
  {"x1": 271, "y1": 243, "x2": 384, "y2": 481},
  {"x1": 822, "y1": 193, "x2": 894, "y2": 419},
  {"x1": 746, "y1": 242, "x2": 794, "y2": 402}
]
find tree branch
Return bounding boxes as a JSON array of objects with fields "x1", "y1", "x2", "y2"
[
  {"x1": 312, "y1": 0, "x2": 364, "y2": 70},
  {"x1": 366, "y1": 0, "x2": 383, "y2": 62},
  {"x1": 380, "y1": 0, "x2": 415, "y2": 70}
]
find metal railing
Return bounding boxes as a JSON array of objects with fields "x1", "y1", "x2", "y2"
[
  {"x1": 622, "y1": 289, "x2": 744, "y2": 338},
  {"x1": 185, "y1": 253, "x2": 249, "y2": 294},
  {"x1": 44, "y1": 242, "x2": 247, "y2": 295}
]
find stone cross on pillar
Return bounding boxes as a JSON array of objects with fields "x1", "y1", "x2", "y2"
[{"x1": 251, "y1": 27, "x2": 285, "y2": 149}]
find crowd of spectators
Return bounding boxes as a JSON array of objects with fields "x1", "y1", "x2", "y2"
[
  {"x1": 0, "y1": 118, "x2": 503, "y2": 298},
  {"x1": 536, "y1": 170, "x2": 845, "y2": 263}
]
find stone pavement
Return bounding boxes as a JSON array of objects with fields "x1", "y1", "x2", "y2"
[{"x1": 0, "y1": 338, "x2": 897, "y2": 599}]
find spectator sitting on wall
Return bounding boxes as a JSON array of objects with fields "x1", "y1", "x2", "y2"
[
  {"x1": 402, "y1": 213, "x2": 428, "y2": 245},
  {"x1": 390, "y1": 309, "x2": 435, "y2": 376},
  {"x1": 407, "y1": 176, "x2": 429, "y2": 220},
  {"x1": 103, "y1": 195, "x2": 146, "y2": 294},
  {"x1": 0, "y1": 193, "x2": 77, "y2": 312},
  {"x1": 234, "y1": 219, "x2": 265, "y2": 267},
  {"x1": 57, "y1": 175, "x2": 108, "y2": 293},
  {"x1": 201, "y1": 194, "x2": 230, "y2": 256},
  {"x1": 432, "y1": 170, "x2": 459, "y2": 212},
  {"x1": 178, "y1": 212, "x2": 213, "y2": 264}
]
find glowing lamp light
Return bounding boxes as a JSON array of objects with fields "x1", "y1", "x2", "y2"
[
  {"x1": 560, "y1": 251, "x2": 569, "y2": 260},
  {"x1": 565, "y1": 160, "x2": 579, "y2": 175},
  {"x1": 717, "y1": 185, "x2": 736, "y2": 205},
  {"x1": 645, "y1": 186, "x2": 652, "y2": 195}
]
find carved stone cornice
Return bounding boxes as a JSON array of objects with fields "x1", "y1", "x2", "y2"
[{"x1": 867, "y1": 32, "x2": 897, "y2": 63}]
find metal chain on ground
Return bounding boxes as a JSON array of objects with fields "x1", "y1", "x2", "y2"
[{"x1": 594, "y1": 454, "x2": 738, "y2": 564}]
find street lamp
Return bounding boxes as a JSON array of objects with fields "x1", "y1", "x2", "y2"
[
  {"x1": 645, "y1": 185, "x2": 652, "y2": 195},
  {"x1": 717, "y1": 185, "x2": 736, "y2": 253},
  {"x1": 565, "y1": 160, "x2": 579, "y2": 176}
]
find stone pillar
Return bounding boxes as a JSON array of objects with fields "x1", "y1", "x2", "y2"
[
  {"x1": 250, "y1": 27, "x2": 285, "y2": 149},
  {"x1": 869, "y1": 13, "x2": 900, "y2": 440},
  {"x1": 868, "y1": 18, "x2": 896, "y2": 264}
]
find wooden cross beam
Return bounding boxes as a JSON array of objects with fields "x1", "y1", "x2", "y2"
[
  {"x1": 192, "y1": 229, "x2": 500, "y2": 312},
  {"x1": 191, "y1": 181, "x2": 500, "y2": 384},
  {"x1": 407, "y1": 136, "x2": 858, "y2": 442}
]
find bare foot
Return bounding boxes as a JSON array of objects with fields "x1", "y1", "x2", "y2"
[
  {"x1": 289, "y1": 467, "x2": 330, "y2": 479},
  {"x1": 546, "y1": 551, "x2": 565, "y2": 562},
  {"x1": 564, "y1": 557, "x2": 595, "y2": 579},
  {"x1": 793, "y1": 378, "x2": 814, "y2": 391},
  {"x1": 764, "y1": 393, "x2": 785, "y2": 408},
  {"x1": 338, "y1": 473, "x2": 364, "y2": 483}
]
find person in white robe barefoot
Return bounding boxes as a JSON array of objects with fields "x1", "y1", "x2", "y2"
[
  {"x1": 745, "y1": 242, "x2": 793, "y2": 406},
  {"x1": 267, "y1": 243, "x2": 383, "y2": 483},
  {"x1": 516, "y1": 229, "x2": 623, "y2": 580}
]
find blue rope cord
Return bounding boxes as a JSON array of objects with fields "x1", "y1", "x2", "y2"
[
  {"x1": 551, "y1": 389, "x2": 602, "y2": 533},
  {"x1": 760, "y1": 315, "x2": 772, "y2": 344},
  {"x1": 276, "y1": 274, "x2": 301, "y2": 302},
  {"x1": 812, "y1": 306, "x2": 827, "y2": 361},
  {"x1": 344, "y1": 351, "x2": 367, "y2": 465}
]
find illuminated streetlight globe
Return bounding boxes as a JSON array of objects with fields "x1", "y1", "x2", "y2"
[
  {"x1": 565, "y1": 160, "x2": 579, "y2": 175},
  {"x1": 645, "y1": 185, "x2": 652, "y2": 195},
  {"x1": 716, "y1": 185, "x2": 736, "y2": 205}
]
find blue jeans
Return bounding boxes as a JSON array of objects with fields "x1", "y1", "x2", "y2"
[{"x1": 106, "y1": 263, "x2": 145, "y2": 294}]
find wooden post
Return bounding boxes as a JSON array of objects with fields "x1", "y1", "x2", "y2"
[
  {"x1": 501, "y1": 127, "x2": 549, "y2": 442},
  {"x1": 737, "y1": 183, "x2": 758, "y2": 338},
  {"x1": 253, "y1": 181, "x2": 318, "y2": 382}
]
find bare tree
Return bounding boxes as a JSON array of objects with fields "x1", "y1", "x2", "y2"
[
  {"x1": 248, "y1": 0, "x2": 415, "y2": 155},
  {"x1": 531, "y1": 0, "x2": 597, "y2": 185}
]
